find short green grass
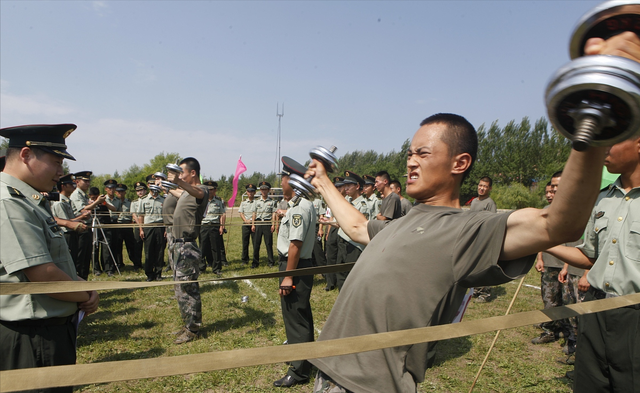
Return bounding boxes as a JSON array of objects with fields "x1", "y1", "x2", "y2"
[{"x1": 75, "y1": 217, "x2": 574, "y2": 393}]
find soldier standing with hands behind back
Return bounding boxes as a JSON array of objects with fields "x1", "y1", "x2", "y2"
[{"x1": 0, "y1": 124, "x2": 99, "y2": 391}]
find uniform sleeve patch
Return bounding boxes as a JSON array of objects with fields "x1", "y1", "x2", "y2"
[{"x1": 292, "y1": 214, "x2": 302, "y2": 228}]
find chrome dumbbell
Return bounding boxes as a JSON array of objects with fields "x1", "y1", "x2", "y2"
[
  {"x1": 546, "y1": 55, "x2": 640, "y2": 150},
  {"x1": 288, "y1": 146, "x2": 338, "y2": 201},
  {"x1": 163, "y1": 163, "x2": 182, "y2": 189},
  {"x1": 569, "y1": 0, "x2": 640, "y2": 59}
]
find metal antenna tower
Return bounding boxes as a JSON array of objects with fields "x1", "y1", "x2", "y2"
[{"x1": 275, "y1": 103, "x2": 284, "y2": 186}]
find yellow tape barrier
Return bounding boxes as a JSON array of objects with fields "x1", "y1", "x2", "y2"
[
  {"x1": 1, "y1": 293, "x2": 638, "y2": 392},
  {"x1": 0, "y1": 263, "x2": 355, "y2": 295}
]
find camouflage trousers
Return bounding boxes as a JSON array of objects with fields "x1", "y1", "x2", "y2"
[
  {"x1": 563, "y1": 272, "x2": 586, "y2": 342},
  {"x1": 313, "y1": 371, "x2": 354, "y2": 393},
  {"x1": 540, "y1": 267, "x2": 566, "y2": 335},
  {"x1": 166, "y1": 230, "x2": 175, "y2": 270},
  {"x1": 173, "y1": 241, "x2": 202, "y2": 332}
]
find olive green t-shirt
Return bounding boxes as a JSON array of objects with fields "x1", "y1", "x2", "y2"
[
  {"x1": 172, "y1": 185, "x2": 209, "y2": 240},
  {"x1": 310, "y1": 204, "x2": 535, "y2": 393}
]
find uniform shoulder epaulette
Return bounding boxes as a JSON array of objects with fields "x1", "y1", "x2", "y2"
[
  {"x1": 214, "y1": 196, "x2": 222, "y2": 201},
  {"x1": 7, "y1": 186, "x2": 25, "y2": 198}
]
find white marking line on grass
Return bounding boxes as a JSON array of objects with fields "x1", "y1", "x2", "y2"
[
  {"x1": 508, "y1": 281, "x2": 541, "y2": 291},
  {"x1": 235, "y1": 274, "x2": 323, "y2": 336}
]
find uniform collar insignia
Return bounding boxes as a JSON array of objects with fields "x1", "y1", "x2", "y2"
[{"x1": 595, "y1": 211, "x2": 605, "y2": 219}]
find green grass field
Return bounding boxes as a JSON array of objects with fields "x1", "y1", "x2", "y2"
[{"x1": 75, "y1": 216, "x2": 574, "y2": 393}]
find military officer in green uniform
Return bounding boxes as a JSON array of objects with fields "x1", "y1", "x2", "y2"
[
  {"x1": 273, "y1": 156, "x2": 317, "y2": 388},
  {"x1": 102, "y1": 179, "x2": 121, "y2": 276},
  {"x1": 51, "y1": 174, "x2": 89, "y2": 266},
  {"x1": 336, "y1": 171, "x2": 369, "y2": 290},
  {"x1": 199, "y1": 180, "x2": 226, "y2": 274},
  {"x1": 253, "y1": 181, "x2": 277, "y2": 268},
  {"x1": 238, "y1": 183, "x2": 257, "y2": 265},
  {"x1": 70, "y1": 170, "x2": 106, "y2": 279},
  {"x1": 130, "y1": 181, "x2": 148, "y2": 271},
  {"x1": 136, "y1": 184, "x2": 166, "y2": 281},
  {"x1": 362, "y1": 174, "x2": 380, "y2": 220},
  {"x1": 323, "y1": 176, "x2": 345, "y2": 292},
  {"x1": 0, "y1": 124, "x2": 99, "y2": 390},
  {"x1": 115, "y1": 183, "x2": 137, "y2": 269}
]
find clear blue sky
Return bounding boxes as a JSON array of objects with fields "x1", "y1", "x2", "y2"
[{"x1": 1, "y1": 0, "x2": 601, "y2": 180}]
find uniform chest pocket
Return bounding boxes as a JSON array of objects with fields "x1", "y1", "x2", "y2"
[
  {"x1": 45, "y1": 220, "x2": 66, "y2": 261},
  {"x1": 593, "y1": 217, "x2": 608, "y2": 256},
  {"x1": 627, "y1": 221, "x2": 640, "y2": 262}
]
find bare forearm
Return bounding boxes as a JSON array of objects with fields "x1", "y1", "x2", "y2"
[
  {"x1": 546, "y1": 245, "x2": 594, "y2": 269},
  {"x1": 23, "y1": 263, "x2": 90, "y2": 303},
  {"x1": 285, "y1": 241, "x2": 303, "y2": 273}
]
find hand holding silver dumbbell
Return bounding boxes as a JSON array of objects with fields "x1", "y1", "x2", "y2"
[
  {"x1": 546, "y1": 1, "x2": 640, "y2": 151},
  {"x1": 288, "y1": 146, "x2": 338, "y2": 203},
  {"x1": 163, "y1": 163, "x2": 182, "y2": 189}
]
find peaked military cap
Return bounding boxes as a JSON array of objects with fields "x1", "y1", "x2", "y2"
[
  {"x1": 0, "y1": 124, "x2": 77, "y2": 161},
  {"x1": 259, "y1": 181, "x2": 272, "y2": 190},
  {"x1": 245, "y1": 183, "x2": 256, "y2": 192},
  {"x1": 57, "y1": 174, "x2": 75, "y2": 189},
  {"x1": 134, "y1": 181, "x2": 148, "y2": 191},
  {"x1": 333, "y1": 176, "x2": 345, "y2": 187},
  {"x1": 104, "y1": 179, "x2": 118, "y2": 188},
  {"x1": 279, "y1": 156, "x2": 306, "y2": 177},
  {"x1": 363, "y1": 175, "x2": 376, "y2": 185},
  {"x1": 74, "y1": 171, "x2": 92, "y2": 181},
  {"x1": 343, "y1": 170, "x2": 363, "y2": 186},
  {"x1": 145, "y1": 174, "x2": 155, "y2": 183},
  {"x1": 116, "y1": 183, "x2": 127, "y2": 192},
  {"x1": 203, "y1": 180, "x2": 218, "y2": 189},
  {"x1": 153, "y1": 171, "x2": 167, "y2": 180}
]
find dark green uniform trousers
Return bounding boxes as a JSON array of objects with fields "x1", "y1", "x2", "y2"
[
  {"x1": 1, "y1": 317, "x2": 76, "y2": 392},
  {"x1": 279, "y1": 256, "x2": 314, "y2": 381},
  {"x1": 144, "y1": 226, "x2": 165, "y2": 280},
  {"x1": 574, "y1": 288, "x2": 640, "y2": 393},
  {"x1": 336, "y1": 238, "x2": 362, "y2": 291},
  {"x1": 76, "y1": 230, "x2": 92, "y2": 280},
  {"x1": 324, "y1": 227, "x2": 339, "y2": 289},
  {"x1": 199, "y1": 224, "x2": 222, "y2": 273}
]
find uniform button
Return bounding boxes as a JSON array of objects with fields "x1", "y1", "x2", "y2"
[
  {"x1": 595, "y1": 227, "x2": 599, "y2": 231},
  {"x1": 618, "y1": 217, "x2": 623, "y2": 221},
  {"x1": 612, "y1": 239, "x2": 617, "y2": 244},
  {"x1": 605, "y1": 282, "x2": 610, "y2": 287},
  {"x1": 609, "y1": 261, "x2": 614, "y2": 265},
  {"x1": 626, "y1": 196, "x2": 631, "y2": 201}
]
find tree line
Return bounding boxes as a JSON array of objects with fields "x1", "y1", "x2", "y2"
[{"x1": 1, "y1": 117, "x2": 571, "y2": 209}]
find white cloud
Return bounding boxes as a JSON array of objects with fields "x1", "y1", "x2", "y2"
[{"x1": 0, "y1": 90, "x2": 77, "y2": 126}]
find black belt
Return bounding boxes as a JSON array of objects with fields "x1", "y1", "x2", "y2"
[
  {"x1": 588, "y1": 287, "x2": 640, "y2": 310},
  {"x1": 1, "y1": 315, "x2": 73, "y2": 327},
  {"x1": 255, "y1": 218, "x2": 269, "y2": 221},
  {"x1": 175, "y1": 237, "x2": 196, "y2": 243}
]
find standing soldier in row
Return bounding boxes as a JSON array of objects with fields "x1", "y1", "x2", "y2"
[
  {"x1": 362, "y1": 175, "x2": 380, "y2": 220},
  {"x1": 390, "y1": 180, "x2": 413, "y2": 216},
  {"x1": 323, "y1": 176, "x2": 345, "y2": 292},
  {"x1": 374, "y1": 170, "x2": 402, "y2": 221},
  {"x1": 137, "y1": 183, "x2": 165, "y2": 281},
  {"x1": 238, "y1": 183, "x2": 257, "y2": 265},
  {"x1": 273, "y1": 157, "x2": 317, "y2": 388},
  {"x1": 114, "y1": 183, "x2": 137, "y2": 269},
  {"x1": 51, "y1": 174, "x2": 89, "y2": 266},
  {"x1": 129, "y1": 181, "x2": 148, "y2": 271},
  {"x1": 70, "y1": 171, "x2": 105, "y2": 279},
  {"x1": 200, "y1": 180, "x2": 226, "y2": 275},
  {"x1": 253, "y1": 181, "x2": 277, "y2": 268},
  {"x1": 335, "y1": 171, "x2": 369, "y2": 290},
  {"x1": 102, "y1": 179, "x2": 122, "y2": 275}
]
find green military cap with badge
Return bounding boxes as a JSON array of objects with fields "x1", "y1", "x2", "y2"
[
  {"x1": 116, "y1": 183, "x2": 128, "y2": 192},
  {"x1": 104, "y1": 179, "x2": 117, "y2": 188},
  {"x1": 56, "y1": 174, "x2": 76, "y2": 189},
  {"x1": 0, "y1": 123, "x2": 77, "y2": 161},
  {"x1": 145, "y1": 174, "x2": 155, "y2": 184},
  {"x1": 134, "y1": 181, "x2": 148, "y2": 191},
  {"x1": 259, "y1": 181, "x2": 271, "y2": 190},
  {"x1": 74, "y1": 171, "x2": 92, "y2": 181},
  {"x1": 333, "y1": 176, "x2": 345, "y2": 187},
  {"x1": 203, "y1": 180, "x2": 218, "y2": 189},
  {"x1": 343, "y1": 170, "x2": 364, "y2": 187},
  {"x1": 363, "y1": 175, "x2": 375, "y2": 185},
  {"x1": 245, "y1": 183, "x2": 256, "y2": 192}
]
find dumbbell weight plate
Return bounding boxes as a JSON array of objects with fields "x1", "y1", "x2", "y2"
[
  {"x1": 166, "y1": 163, "x2": 183, "y2": 173},
  {"x1": 309, "y1": 146, "x2": 338, "y2": 172},
  {"x1": 161, "y1": 180, "x2": 178, "y2": 190},
  {"x1": 546, "y1": 55, "x2": 640, "y2": 147},
  {"x1": 570, "y1": 0, "x2": 640, "y2": 59},
  {"x1": 288, "y1": 174, "x2": 316, "y2": 199}
]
